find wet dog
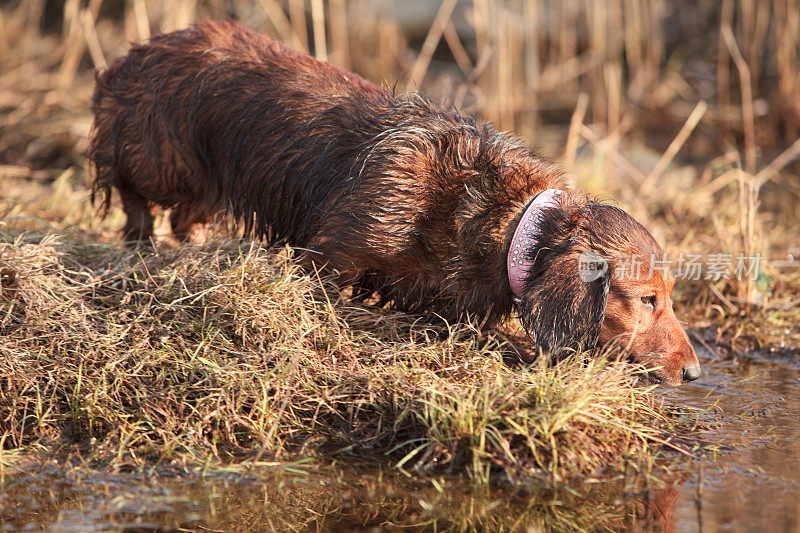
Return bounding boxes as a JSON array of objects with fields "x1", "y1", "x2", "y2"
[{"x1": 88, "y1": 21, "x2": 700, "y2": 385}]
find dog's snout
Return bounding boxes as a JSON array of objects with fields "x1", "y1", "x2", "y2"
[{"x1": 681, "y1": 363, "x2": 702, "y2": 382}]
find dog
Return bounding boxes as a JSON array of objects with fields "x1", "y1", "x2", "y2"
[{"x1": 88, "y1": 21, "x2": 700, "y2": 385}]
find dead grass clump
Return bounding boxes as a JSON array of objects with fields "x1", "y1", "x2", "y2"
[{"x1": 0, "y1": 233, "x2": 679, "y2": 481}]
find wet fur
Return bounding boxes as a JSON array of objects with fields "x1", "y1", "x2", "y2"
[{"x1": 89, "y1": 21, "x2": 697, "y2": 377}]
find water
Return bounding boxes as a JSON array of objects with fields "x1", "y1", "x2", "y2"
[
  {"x1": 664, "y1": 348, "x2": 800, "y2": 532},
  {"x1": 2, "y1": 346, "x2": 799, "y2": 532},
  {"x1": 0, "y1": 465, "x2": 644, "y2": 531}
]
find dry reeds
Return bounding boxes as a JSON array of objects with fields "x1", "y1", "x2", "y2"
[{"x1": 3, "y1": 0, "x2": 800, "y2": 175}]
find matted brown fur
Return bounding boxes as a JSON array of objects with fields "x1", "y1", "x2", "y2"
[{"x1": 88, "y1": 21, "x2": 700, "y2": 385}]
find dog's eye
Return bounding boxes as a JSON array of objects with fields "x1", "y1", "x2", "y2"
[{"x1": 640, "y1": 295, "x2": 656, "y2": 310}]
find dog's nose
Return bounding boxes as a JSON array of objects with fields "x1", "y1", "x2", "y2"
[{"x1": 681, "y1": 364, "x2": 702, "y2": 382}]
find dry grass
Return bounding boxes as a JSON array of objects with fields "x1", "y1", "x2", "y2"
[{"x1": 0, "y1": 207, "x2": 681, "y2": 481}]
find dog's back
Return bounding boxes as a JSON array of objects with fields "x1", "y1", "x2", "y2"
[
  {"x1": 89, "y1": 21, "x2": 560, "y2": 329},
  {"x1": 90, "y1": 21, "x2": 391, "y2": 242}
]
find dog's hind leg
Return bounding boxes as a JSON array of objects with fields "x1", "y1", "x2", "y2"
[{"x1": 119, "y1": 187, "x2": 155, "y2": 243}]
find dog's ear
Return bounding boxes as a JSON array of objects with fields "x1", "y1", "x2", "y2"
[{"x1": 518, "y1": 245, "x2": 611, "y2": 358}]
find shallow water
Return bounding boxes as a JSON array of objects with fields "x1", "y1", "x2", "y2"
[
  {"x1": 2, "y1": 345, "x2": 799, "y2": 532},
  {"x1": 663, "y1": 347, "x2": 800, "y2": 532},
  {"x1": 0, "y1": 463, "x2": 650, "y2": 531}
]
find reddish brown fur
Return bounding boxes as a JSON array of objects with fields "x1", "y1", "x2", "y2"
[{"x1": 88, "y1": 21, "x2": 700, "y2": 385}]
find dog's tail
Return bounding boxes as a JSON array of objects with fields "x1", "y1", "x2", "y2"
[
  {"x1": 87, "y1": 65, "x2": 118, "y2": 216},
  {"x1": 88, "y1": 49, "x2": 141, "y2": 217}
]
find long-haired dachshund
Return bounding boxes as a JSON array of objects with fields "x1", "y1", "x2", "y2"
[{"x1": 88, "y1": 21, "x2": 700, "y2": 385}]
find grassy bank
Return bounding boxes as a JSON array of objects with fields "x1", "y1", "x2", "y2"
[{"x1": 0, "y1": 205, "x2": 683, "y2": 480}]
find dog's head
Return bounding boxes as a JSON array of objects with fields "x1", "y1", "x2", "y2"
[{"x1": 514, "y1": 190, "x2": 700, "y2": 386}]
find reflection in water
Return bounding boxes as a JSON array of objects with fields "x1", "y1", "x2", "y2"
[
  {"x1": 663, "y1": 348, "x2": 800, "y2": 532},
  {"x1": 636, "y1": 476, "x2": 684, "y2": 533},
  {"x1": 1, "y1": 347, "x2": 798, "y2": 532},
  {"x1": 0, "y1": 462, "x2": 682, "y2": 532}
]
